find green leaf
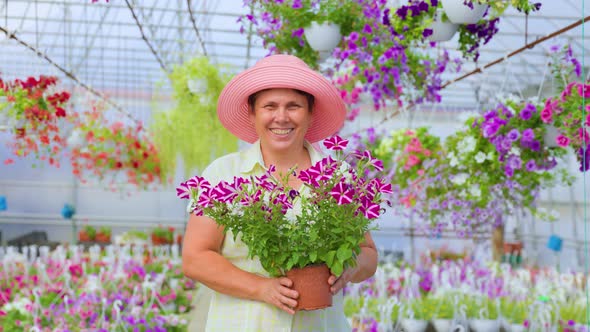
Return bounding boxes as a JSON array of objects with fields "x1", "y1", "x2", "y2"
[
  {"x1": 323, "y1": 250, "x2": 336, "y2": 266},
  {"x1": 331, "y1": 260, "x2": 343, "y2": 277},
  {"x1": 336, "y1": 246, "x2": 353, "y2": 263},
  {"x1": 309, "y1": 252, "x2": 317, "y2": 263}
]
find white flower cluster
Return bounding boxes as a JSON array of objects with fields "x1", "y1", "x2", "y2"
[{"x1": 2, "y1": 297, "x2": 32, "y2": 315}]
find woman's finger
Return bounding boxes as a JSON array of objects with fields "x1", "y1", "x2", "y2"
[
  {"x1": 278, "y1": 277, "x2": 293, "y2": 288},
  {"x1": 279, "y1": 285, "x2": 298, "y2": 300}
]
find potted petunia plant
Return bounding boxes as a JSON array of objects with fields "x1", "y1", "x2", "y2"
[{"x1": 177, "y1": 135, "x2": 391, "y2": 310}]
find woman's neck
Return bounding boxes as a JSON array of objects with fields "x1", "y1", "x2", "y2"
[{"x1": 260, "y1": 143, "x2": 310, "y2": 175}]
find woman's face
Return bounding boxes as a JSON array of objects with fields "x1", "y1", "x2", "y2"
[{"x1": 249, "y1": 88, "x2": 312, "y2": 152}]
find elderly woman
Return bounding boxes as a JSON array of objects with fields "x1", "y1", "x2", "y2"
[{"x1": 182, "y1": 54, "x2": 378, "y2": 331}]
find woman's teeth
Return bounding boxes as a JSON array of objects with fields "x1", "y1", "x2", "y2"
[{"x1": 270, "y1": 129, "x2": 292, "y2": 135}]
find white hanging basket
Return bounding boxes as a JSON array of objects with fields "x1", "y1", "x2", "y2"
[
  {"x1": 441, "y1": 0, "x2": 488, "y2": 24},
  {"x1": 428, "y1": 9, "x2": 459, "y2": 42},
  {"x1": 469, "y1": 319, "x2": 499, "y2": 332},
  {"x1": 431, "y1": 318, "x2": 452, "y2": 332},
  {"x1": 401, "y1": 319, "x2": 429, "y2": 332},
  {"x1": 304, "y1": 21, "x2": 342, "y2": 56},
  {"x1": 543, "y1": 124, "x2": 560, "y2": 147}
]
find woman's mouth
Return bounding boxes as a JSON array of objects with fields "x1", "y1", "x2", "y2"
[{"x1": 270, "y1": 128, "x2": 293, "y2": 135}]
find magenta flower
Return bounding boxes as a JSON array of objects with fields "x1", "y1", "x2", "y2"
[
  {"x1": 186, "y1": 175, "x2": 212, "y2": 190},
  {"x1": 555, "y1": 134, "x2": 570, "y2": 147},
  {"x1": 323, "y1": 135, "x2": 349, "y2": 151},
  {"x1": 176, "y1": 182, "x2": 192, "y2": 199},
  {"x1": 540, "y1": 107, "x2": 553, "y2": 123},
  {"x1": 330, "y1": 179, "x2": 354, "y2": 205},
  {"x1": 578, "y1": 83, "x2": 590, "y2": 98},
  {"x1": 240, "y1": 189, "x2": 262, "y2": 207},
  {"x1": 358, "y1": 197, "x2": 381, "y2": 219},
  {"x1": 367, "y1": 178, "x2": 393, "y2": 195},
  {"x1": 211, "y1": 181, "x2": 239, "y2": 203}
]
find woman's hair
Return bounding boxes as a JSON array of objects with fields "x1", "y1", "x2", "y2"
[{"x1": 248, "y1": 88, "x2": 315, "y2": 113}]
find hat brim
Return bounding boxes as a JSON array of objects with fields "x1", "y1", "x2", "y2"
[{"x1": 217, "y1": 59, "x2": 347, "y2": 144}]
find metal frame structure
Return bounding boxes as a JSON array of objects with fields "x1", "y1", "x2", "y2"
[{"x1": 0, "y1": 0, "x2": 588, "y2": 111}]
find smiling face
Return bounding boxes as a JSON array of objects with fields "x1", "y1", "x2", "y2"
[{"x1": 249, "y1": 88, "x2": 313, "y2": 153}]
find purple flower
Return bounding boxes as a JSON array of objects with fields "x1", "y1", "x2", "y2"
[
  {"x1": 292, "y1": 0, "x2": 302, "y2": 9},
  {"x1": 525, "y1": 159, "x2": 536, "y2": 172},
  {"x1": 422, "y1": 28, "x2": 433, "y2": 38},
  {"x1": 519, "y1": 103, "x2": 536, "y2": 120},
  {"x1": 507, "y1": 129, "x2": 520, "y2": 141},
  {"x1": 507, "y1": 155, "x2": 522, "y2": 170},
  {"x1": 504, "y1": 165, "x2": 514, "y2": 177},
  {"x1": 482, "y1": 122, "x2": 500, "y2": 138},
  {"x1": 362, "y1": 24, "x2": 373, "y2": 34},
  {"x1": 521, "y1": 128, "x2": 535, "y2": 142}
]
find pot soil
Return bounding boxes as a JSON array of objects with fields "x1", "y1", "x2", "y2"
[{"x1": 286, "y1": 264, "x2": 332, "y2": 311}]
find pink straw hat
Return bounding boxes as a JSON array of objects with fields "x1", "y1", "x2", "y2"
[{"x1": 217, "y1": 54, "x2": 347, "y2": 143}]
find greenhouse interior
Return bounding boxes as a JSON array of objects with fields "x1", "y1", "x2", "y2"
[{"x1": 0, "y1": 0, "x2": 589, "y2": 331}]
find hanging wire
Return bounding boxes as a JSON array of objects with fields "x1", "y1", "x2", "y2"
[{"x1": 583, "y1": 1, "x2": 589, "y2": 328}]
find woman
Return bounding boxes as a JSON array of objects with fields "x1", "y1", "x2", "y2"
[{"x1": 182, "y1": 54, "x2": 378, "y2": 331}]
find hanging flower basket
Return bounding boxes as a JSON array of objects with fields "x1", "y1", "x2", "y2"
[
  {"x1": 432, "y1": 318, "x2": 453, "y2": 332},
  {"x1": 428, "y1": 9, "x2": 459, "y2": 42},
  {"x1": 304, "y1": 21, "x2": 342, "y2": 58},
  {"x1": 469, "y1": 319, "x2": 499, "y2": 332},
  {"x1": 441, "y1": 0, "x2": 488, "y2": 24},
  {"x1": 401, "y1": 318, "x2": 429, "y2": 332}
]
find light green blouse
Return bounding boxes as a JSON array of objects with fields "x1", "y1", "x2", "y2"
[{"x1": 187, "y1": 140, "x2": 351, "y2": 332}]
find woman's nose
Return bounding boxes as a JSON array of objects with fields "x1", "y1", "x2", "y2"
[{"x1": 274, "y1": 107, "x2": 289, "y2": 121}]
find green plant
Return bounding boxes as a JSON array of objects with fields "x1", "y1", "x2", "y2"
[
  {"x1": 500, "y1": 298, "x2": 530, "y2": 324},
  {"x1": 151, "y1": 57, "x2": 237, "y2": 179},
  {"x1": 179, "y1": 135, "x2": 389, "y2": 277},
  {"x1": 465, "y1": 296, "x2": 499, "y2": 320},
  {"x1": 84, "y1": 225, "x2": 96, "y2": 240},
  {"x1": 98, "y1": 226, "x2": 111, "y2": 237},
  {"x1": 152, "y1": 226, "x2": 174, "y2": 243}
]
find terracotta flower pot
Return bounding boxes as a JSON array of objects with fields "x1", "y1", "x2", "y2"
[
  {"x1": 286, "y1": 264, "x2": 332, "y2": 311},
  {"x1": 95, "y1": 233, "x2": 111, "y2": 243},
  {"x1": 79, "y1": 231, "x2": 90, "y2": 242}
]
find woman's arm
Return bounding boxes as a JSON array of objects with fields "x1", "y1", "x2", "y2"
[
  {"x1": 328, "y1": 231, "x2": 378, "y2": 294},
  {"x1": 182, "y1": 213, "x2": 299, "y2": 314}
]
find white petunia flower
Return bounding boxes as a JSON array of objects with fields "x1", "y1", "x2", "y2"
[
  {"x1": 458, "y1": 136, "x2": 477, "y2": 153},
  {"x1": 486, "y1": 151, "x2": 494, "y2": 160},
  {"x1": 474, "y1": 152, "x2": 486, "y2": 164},
  {"x1": 510, "y1": 146, "x2": 521, "y2": 156},
  {"x1": 451, "y1": 173, "x2": 468, "y2": 185},
  {"x1": 469, "y1": 185, "x2": 481, "y2": 198}
]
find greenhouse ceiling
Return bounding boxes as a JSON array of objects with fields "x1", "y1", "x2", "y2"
[{"x1": 0, "y1": 0, "x2": 588, "y2": 115}]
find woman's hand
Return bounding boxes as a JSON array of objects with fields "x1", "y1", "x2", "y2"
[
  {"x1": 258, "y1": 277, "x2": 299, "y2": 315},
  {"x1": 328, "y1": 266, "x2": 358, "y2": 295}
]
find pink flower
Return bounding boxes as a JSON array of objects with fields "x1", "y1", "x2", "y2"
[
  {"x1": 404, "y1": 155, "x2": 420, "y2": 169},
  {"x1": 540, "y1": 107, "x2": 553, "y2": 123},
  {"x1": 555, "y1": 134, "x2": 570, "y2": 147},
  {"x1": 577, "y1": 83, "x2": 590, "y2": 98},
  {"x1": 586, "y1": 111, "x2": 590, "y2": 126},
  {"x1": 323, "y1": 135, "x2": 349, "y2": 151}
]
